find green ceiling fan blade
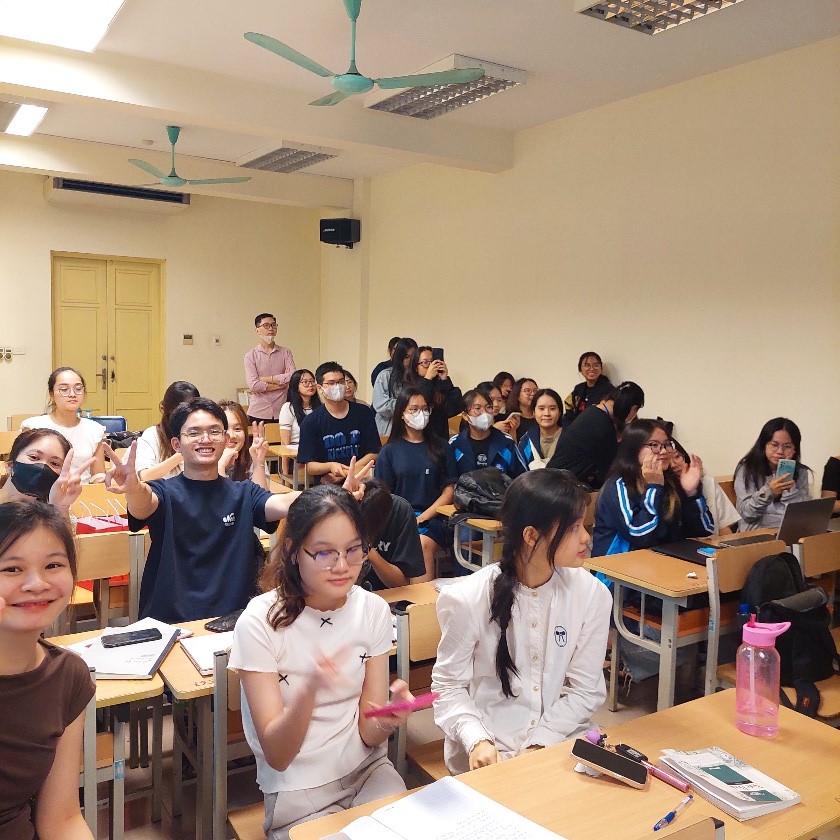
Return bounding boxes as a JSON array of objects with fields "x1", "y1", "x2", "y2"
[
  {"x1": 185, "y1": 177, "x2": 252, "y2": 185},
  {"x1": 310, "y1": 90, "x2": 352, "y2": 106},
  {"x1": 128, "y1": 159, "x2": 168, "y2": 179},
  {"x1": 244, "y1": 32, "x2": 335, "y2": 78},
  {"x1": 375, "y1": 68, "x2": 485, "y2": 90}
]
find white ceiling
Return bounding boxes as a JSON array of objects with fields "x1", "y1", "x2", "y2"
[{"x1": 1, "y1": 0, "x2": 838, "y2": 202}]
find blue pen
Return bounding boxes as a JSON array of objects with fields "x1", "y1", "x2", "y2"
[{"x1": 653, "y1": 794, "x2": 693, "y2": 831}]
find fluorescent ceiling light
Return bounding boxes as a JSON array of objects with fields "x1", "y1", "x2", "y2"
[
  {"x1": 239, "y1": 143, "x2": 338, "y2": 175},
  {"x1": 365, "y1": 55, "x2": 526, "y2": 120},
  {"x1": 0, "y1": 0, "x2": 127, "y2": 52},
  {"x1": 573, "y1": 0, "x2": 746, "y2": 35},
  {"x1": 5, "y1": 104, "x2": 48, "y2": 136}
]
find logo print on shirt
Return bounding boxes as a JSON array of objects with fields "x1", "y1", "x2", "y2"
[
  {"x1": 554, "y1": 626, "x2": 568, "y2": 647},
  {"x1": 320, "y1": 617, "x2": 333, "y2": 628},
  {"x1": 222, "y1": 512, "x2": 236, "y2": 527}
]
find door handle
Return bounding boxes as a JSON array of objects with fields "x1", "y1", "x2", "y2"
[
  {"x1": 110, "y1": 369, "x2": 115, "y2": 383},
  {"x1": 99, "y1": 367, "x2": 108, "y2": 390}
]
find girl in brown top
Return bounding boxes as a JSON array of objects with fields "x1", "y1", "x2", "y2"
[{"x1": 0, "y1": 500, "x2": 95, "y2": 840}]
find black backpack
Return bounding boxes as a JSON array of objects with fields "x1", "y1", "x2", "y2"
[
  {"x1": 453, "y1": 468, "x2": 511, "y2": 517},
  {"x1": 740, "y1": 551, "x2": 840, "y2": 716}
]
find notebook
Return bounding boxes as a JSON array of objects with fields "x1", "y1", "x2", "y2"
[{"x1": 179, "y1": 631, "x2": 234, "y2": 676}]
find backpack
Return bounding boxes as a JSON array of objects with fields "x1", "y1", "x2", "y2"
[
  {"x1": 453, "y1": 468, "x2": 511, "y2": 517},
  {"x1": 740, "y1": 551, "x2": 840, "y2": 716}
]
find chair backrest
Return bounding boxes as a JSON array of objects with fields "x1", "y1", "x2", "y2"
[
  {"x1": 716, "y1": 475, "x2": 736, "y2": 509},
  {"x1": 8, "y1": 413, "x2": 34, "y2": 431},
  {"x1": 263, "y1": 424, "x2": 282, "y2": 444},
  {"x1": 447, "y1": 416, "x2": 462, "y2": 436},
  {"x1": 715, "y1": 539, "x2": 786, "y2": 594},
  {"x1": 0, "y1": 429, "x2": 19, "y2": 458},
  {"x1": 583, "y1": 491, "x2": 598, "y2": 532},
  {"x1": 89, "y1": 416, "x2": 128, "y2": 433},
  {"x1": 799, "y1": 530, "x2": 840, "y2": 576},
  {"x1": 128, "y1": 531, "x2": 152, "y2": 623},
  {"x1": 75, "y1": 531, "x2": 132, "y2": 581}
]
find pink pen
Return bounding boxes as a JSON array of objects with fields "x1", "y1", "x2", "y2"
[{"x1": 642, "y1": 760, "x2": 691, "y2": 793}]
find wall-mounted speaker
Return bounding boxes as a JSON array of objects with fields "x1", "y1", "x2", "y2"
[{"x1": 320, "y1": 217, "x2": 360, "y2": 249}]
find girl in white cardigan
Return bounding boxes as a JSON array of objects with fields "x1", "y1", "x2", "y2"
[{"x1": 432, "y1": 469, "x2": 611, "y2": 774}]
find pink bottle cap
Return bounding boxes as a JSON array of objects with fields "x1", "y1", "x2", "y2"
[{"x1": 742, "y1": 614, "x2": 791, "y2": 647}]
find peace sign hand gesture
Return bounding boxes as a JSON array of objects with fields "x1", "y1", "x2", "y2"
[
  {"x1": 48, "y1": 448, "x2": 95, "y2": 515},
  {"x1": 103, "y1": 441, "x2": 141, "y2": 495}
]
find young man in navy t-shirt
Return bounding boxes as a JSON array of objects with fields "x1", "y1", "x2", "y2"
[
  {"x1": 105, "y1": 398, "x2": 299, "y2": 623},
  {"x1": 297, "y1": 361, "x2": 381, "y2": 485}
]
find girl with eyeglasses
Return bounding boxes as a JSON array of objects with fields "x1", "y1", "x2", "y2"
[
  {"x1": 229, "y1": 485, "x2": 413, "y2": 840},
  {"x1": 135, "y1": 380, "x2": 200, "y2": 481},
  {"x1": 279, "y1": 369, "x2": 321, "y2": 449},
  {"x1": 0, "y1": 500, "x2": 96, "y2": 840},
  {"x1": 21, "y1": 367, "x2": 106, "y2": 483},
  {"x1": 592, "y1": 419, "x2": 713, "y2": 558},
  {"x1": 408, "y1": 346, "x2": 462, "y2": 441},
  {"x1": 563, "y1": 352, "x2": 614, "y2": 429},
  {"x1": 734, "y1": 418, "x2": 811, "y2": 531},
  {"x1": 431, "y1": 470, "x2": 611, "y2": 775},
  {"x1": 504, "y1": 378, "x2": 539, "y2": 442},
  {"x1": 375, "y1": 387, "x2": 458, "y2": 581}
]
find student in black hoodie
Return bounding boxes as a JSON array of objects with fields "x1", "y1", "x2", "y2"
[{"x1": 563, "y1": 352, "x2": 614, "y2": 428}]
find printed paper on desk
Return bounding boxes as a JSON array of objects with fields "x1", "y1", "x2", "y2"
[{"x1": 338, "y1": 776, "x2": 566, "y2": 840}]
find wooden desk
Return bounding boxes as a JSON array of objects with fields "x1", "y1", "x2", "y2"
[
  {"x1": 267, "y1": 443, "x2": 308, "y2": 490},
  {"x1": 291, "y1": 689, "x2": 840, "y2": 840},
  {"x1": 53, "y1": 629, "x2": 166, "y2": 839},
  {"x1": 436, "y1": 503, "x2": 503, "y2": 571}
]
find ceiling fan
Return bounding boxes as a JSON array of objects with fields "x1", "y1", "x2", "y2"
[
  {"x1": 128, "y1": 126, "x2": 251, "y2": 187},
  {"x1": 245, "y1": 0, "x2": 485, "y2": 107}
]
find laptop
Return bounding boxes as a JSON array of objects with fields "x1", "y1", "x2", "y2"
[{"x1": 651, "y1": 539, "x2": 717, "y2": 566}]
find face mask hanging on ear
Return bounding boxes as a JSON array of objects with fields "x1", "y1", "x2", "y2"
[{"x1": 10, "y1": 461, "x2": 60, "y2": 500}]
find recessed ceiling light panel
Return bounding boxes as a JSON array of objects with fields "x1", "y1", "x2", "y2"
[
  {"x1": 573, "y1": 0, "x2": 746, "y2": 35},
  {"x1": 0, "y1": 0, "x2": 127, "y2": 52},
  {"x1": 239, "y1": 143, "x2": 339, "y2": 174},
  {"x1": 5, "y1": 104, "x2": 48, "y2": 136}
]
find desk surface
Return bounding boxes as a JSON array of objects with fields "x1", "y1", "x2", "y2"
[
  {"x1": 52, "y1": 628, "x2": 165, "y2": 707},
  {"x1": 290, "y1": 689, "x2": 840, "y2": 840},
  {"x1": 586, "y1": 548, "x2": 710, "y2": 599},
  {"x1": 436, "y1": 503, "x2": 503, "y2": 532},
  {"x1": 158, "y1": 618, "x2": 218, "y2": 701}
]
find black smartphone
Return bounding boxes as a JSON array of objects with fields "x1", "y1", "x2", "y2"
[
  {"x1": 570, "y1": 739, "x2": 649, "y2": 789},
  {"x1": 431, "y1": 347, "x2": 444, "y2": 361},
  {"x1": 101, "y1": 627, "x2": 163, "y2": 648},
  {"x1": 389, "y1": 599, "x2": 415, "y2": 615}
]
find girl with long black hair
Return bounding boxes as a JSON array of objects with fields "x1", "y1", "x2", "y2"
[
  {"x1": 374, "y1": 387, "x2": 457, "y2": 581},
  {"x1": 372, "y1": 337, "x2": 418, "y2": 436},
  {"x1": 408, "y1": 346, "x2": 462, "y2": 440},
  {"x1": 431, "y1": 470, "x2": 611, "y2": 774}
]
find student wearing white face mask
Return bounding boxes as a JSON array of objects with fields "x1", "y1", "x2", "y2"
[
  {"x1": 374, "y1": 388, "x2": 458, "y2": 581},
  {"x1": 448, "y1": 390, "x2": 527, "y2": 480}
]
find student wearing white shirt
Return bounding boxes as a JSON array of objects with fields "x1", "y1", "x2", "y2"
[
  {"x1": 135, "y1": 381, "x2": 200, "y2": 481},
  {"x1": 229, "y1": 485, "x2": 413, "y2": 840},
  {"x1": 432, "y1": 469, "x2": 612, "y2": 775}
]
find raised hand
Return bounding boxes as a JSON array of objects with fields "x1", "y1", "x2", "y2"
[
  {"x1": 249, "y1": 421, "x2": 269, "y2": 465},
  {"x1": 305, "y1": 647, "x2": 350, "y2": 694},
  {"x1": 217, "y1": 445, "x2": 239, "y2": 475},
  {"x1": 679, "y1": 454, "x2": 703, "y2": 496},
  {"x1": 103, "y1": 441, "x2": 140, "y2": 494},
  {"x1": 48, "y1": 448, "x2": 95, "y2": 514},
  {"x1": 768, "y1": 474, "x2": 795, "y2": 496},
  {"x1": 342, "y1": 456, "x2": 373, "y2": 499},
  {"x1": 365, "y1": 679, "x2": 416, "y2": 732},
  {"x1": 641, "y1": 450, "x2": 664, "y2": 485}
]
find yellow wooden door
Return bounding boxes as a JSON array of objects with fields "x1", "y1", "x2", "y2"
[{"x1": 52, "y1": 254, "x2": 163, "y2": 431}]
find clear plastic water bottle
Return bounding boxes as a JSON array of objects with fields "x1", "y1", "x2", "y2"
[
  {"x1": 735, "y1": 614, "x2": 790, "y2": 738},
  {"x1": 84, "y1": 409, "x2": 92, "y2": 419}
]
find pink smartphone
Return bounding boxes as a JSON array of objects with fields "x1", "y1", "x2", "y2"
[{"x1": 363, "y1": 691, "x2": 439, "y2": 718}]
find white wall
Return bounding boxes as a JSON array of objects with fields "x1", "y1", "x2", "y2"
[
  {"x1": 360, "y1": 37, "x2": 840, "y2": 478},
  {"x1": 0, "y1": 171, "x2": 322, "y2": 421}
]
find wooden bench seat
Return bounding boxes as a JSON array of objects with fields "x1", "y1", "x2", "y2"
[
  {"x1": 623, "y1": 599, "x2": 739, "y2": 637},
  {"x1": 228, "y1": 803, "x2": 265, "y2": 839},
  {"x1": 406, "y1": 738, "x2": 449, "y2": 782}
]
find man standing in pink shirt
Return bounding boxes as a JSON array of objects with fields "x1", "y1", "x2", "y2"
[{"x1": 243, "y1": 313, "x2": 296, "y2": 423}]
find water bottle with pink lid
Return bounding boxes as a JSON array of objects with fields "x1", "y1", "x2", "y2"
[{"x1": 735, "y1": 614, "x2": 790, "y2": 738}]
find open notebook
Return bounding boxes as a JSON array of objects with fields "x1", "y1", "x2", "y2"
[{"x1": 179, "y1": 631, "x2": 235, "y2": 676}]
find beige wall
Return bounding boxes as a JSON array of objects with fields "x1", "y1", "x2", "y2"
[
  {"x1": 0, "y1": 170, "x2": 322, "y2": 423},
  {"x1": 361, "y1": 37, "x2": 840, "y2": 478}
]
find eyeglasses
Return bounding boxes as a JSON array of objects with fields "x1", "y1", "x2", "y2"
[
  {"x1": 321, "y1": 379, "x2": 345, "y2": 388},
  {"x1": 299, "y1": 378, "x2": 316, "y2": 386},
  {"x1": 521, "y1": 389, "x2": 537, "y2": 397},
  {"x1": 301, "y1": 544, "x2": 369, "y2": 571},
  {"x1": 467, "y1": 404, "x2": 492, "y2": 415},
  {"x1": 181, "y1": 428, "x2": 226, "y2": 442},
  {"x1": 581, "y1": 362, "x2": 602, "y2": 370},
  {"x1": 643, "y1": 440, "x2": 676, "y2": 454},
  {"x1": 767, "y1": 442, "x2": 795, "y2": 452},
  {"x1": 258, "y1": 322, "x2": 277, "y2": 330},
  {"x1": 55, "y1": 384, "x2": 85, "y2": 396},
  {"x1": 405, "y1": 407, "x2": 430, "y2": 415},
  {"x1": 417, "y1": 359, "x2": 432, "y2": 368}
]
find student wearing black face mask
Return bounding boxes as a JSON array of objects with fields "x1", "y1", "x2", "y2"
[{"x1": 0, "y1": 429, "x2": 91, "y2": 516}]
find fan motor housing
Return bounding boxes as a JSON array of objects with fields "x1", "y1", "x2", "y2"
[{"x1": 320, "y1": 218, "x2": 361, "y2": 248}]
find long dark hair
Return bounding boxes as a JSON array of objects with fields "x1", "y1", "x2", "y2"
[
  {"x1": 217, "y1": 400, "x2": 252, "y2": 481},
  {"x1": 492, "y1": 371, "x2": 515, "y2": 393},
  {"x1": 735, "y1": 417, "x2": 804, "y2": 491},
  {"x1": 491, "y1": 470, "x2": 589, "y2": 698},
  {"x1": 388, "y1": 387, "x2": 446, "y2": 472},
  {"x1": 287, "y1": 369, "x2": 321, "y2": 424},
  {"x1": 606, "y1": 418, "x2": 680, "y2": 521},
  {"x1": 406, "y1": 346, "x2": 445, "y2": 408},
  {"x1": 0, "y1": 499, "x2": 78, "y2": 580},
  {"x1": 1, "y1": 429, "x2": 71, "y2": 489},
  {"x1": 156, "y1": 381, "x2": 200, "y2": 458},
  {"x1": 386, "y1": 337, "x2": 418, "y2": 397},
  {"x1": 262, "y1": 486, "x2": 365, "y2": 630},
  {"x1": 604, "y1": 381, "x2": 645, "y2": 433},
  {"x1": 505, "y1": 378, "x2": 537, "y2": 415}
]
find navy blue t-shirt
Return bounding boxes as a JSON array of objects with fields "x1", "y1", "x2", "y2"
[
  {"x1": 364, "y1": 494, "x2": 425, "y2": 591},
  {"x1": 297, "y1": 403, "x2": 381, "y2": 480},
  {"x1": 129, "y1": 475, "x2": 278, "y2": 623},
  {"x1": 374, "y1": 437, "x2": 457, "y2": 512}
]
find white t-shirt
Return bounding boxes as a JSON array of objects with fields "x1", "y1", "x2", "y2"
[
  {"x1": 135, "y1": 425, "x2": 182, "y2": 479},
  {"x1": 703, "y1": 474, "x2": 740, "y2": 533},
  {"x1": 277, "y1": 402, "x2": 312, "y2": 446},
  {"x1": 228, "y1": 587, "x2": 393, "y2": 793},
  {"x1": 20, "y1": 414, "x2": 104, "y2": 482},
  {"x1": 432, "y1": 563, "x2": 612, "y2": 775}
]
